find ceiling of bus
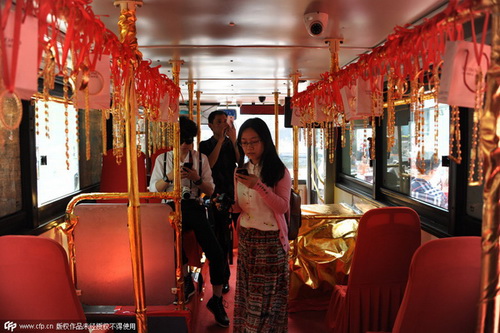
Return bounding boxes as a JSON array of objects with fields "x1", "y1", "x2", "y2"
[{"x1": 90, "y1": 0, "x2": 448, "y2": 106}]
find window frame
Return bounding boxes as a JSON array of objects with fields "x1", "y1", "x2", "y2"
[
  {"x1": 335, "y1": 103, "x2": 482, "y2": 238},
  {"x1": 0, "y1": 79, "x2": 100, "y2": 235}
]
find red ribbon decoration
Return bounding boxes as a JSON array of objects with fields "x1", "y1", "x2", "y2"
[
  {"x1": 292, "y1": 0, "x2": 489, "y2": 121},
  {"x1": 0, "y1": 0, "x2": 25, "y2": 93}
]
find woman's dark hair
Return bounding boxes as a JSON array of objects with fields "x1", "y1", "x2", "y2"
[
  {"x1": 237, "y1": 118, "x2": 285, "y2": 187},
  {"x1": 179, "y1": 115, "x2": 198, "y2": 138}
]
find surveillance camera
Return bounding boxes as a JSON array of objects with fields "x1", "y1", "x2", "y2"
[
  {"x1": 258, "y1": 96, "x2": 266, "y2": 103},
  {"x1": 304, "y1": 11, "x2": 329, "y2": 37}
]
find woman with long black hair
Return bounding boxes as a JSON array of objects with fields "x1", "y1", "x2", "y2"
[{"x1": 232, "y1": 118, "x2": 291, "y2": 332}]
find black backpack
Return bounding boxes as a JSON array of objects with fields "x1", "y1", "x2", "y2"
[{"x1": 286, "y1": 189, "x2": 302, "y2": 240}]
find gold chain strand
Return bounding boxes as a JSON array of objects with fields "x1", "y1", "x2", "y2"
[
  {"x1": 34, "y1": 99, "x2": 40, "y2": 136},
  {"x1": 42, "y1": 46, "x2": 55, "y2": 140},
  {"x1": 341, "y1": 115, "x2": 346, "y2": 148},
  {"x1": 147, "y1": 121, "x2": 152, "y2": 157},
  {"x1": 468, "y1": 68, "x2": 485, "y2": 185},
  {"x1": 370, "y1": 90, "x2": 378, "y2": 161},
  {"x1": 449, "y1": 105, "x2": 462, "y2": 164},
  {"x1": 136, "y1": 117, "x2": 142, "y2": 154},
  {"x1": 410, "y1": 73, "x2": 419, "y2": 147},
  {"x1": 44, "y1": 95, "x2": 50, "y2": 139},
  {"x1": 319, "y1": 124, "x2": 324, "y2": 150},
  {"x1": 350, "y1": 121, "x2": 355, "y2": 161},
  {"x1": 432, "y1": 66, "x2": 440, "y2": 165},
  {"x1": 371, "y1": 115, "x2": 376, "y2": 161},
  {"x1": 387, "y1": 74, "x2": 396, "y2": 152},
  {"x1": 63, "y1": 74, "x2": 70, "y2": 170},
  {"x1": 362, "y1": 117, "x2": 368, "y2": 161},
  {"x1": 329, "y1": 125, "x2": 335, "y2": 164},
  {"x1": 102, "y1": 109, "x2": 108, "y2": 157},
  {"x1": 85, "y1": 86, "x2": 90, "y2": 161},
  {"x1": 416, "y1": 82, "x2": 426, "y2": 174},
  {"x1": 71, "y1": 79, "x2": 80, "y2": 149}
]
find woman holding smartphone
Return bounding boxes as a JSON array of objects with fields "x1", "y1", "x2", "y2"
[{"x1": 232, "y1": 118, "x2": 291, "y2": 333}]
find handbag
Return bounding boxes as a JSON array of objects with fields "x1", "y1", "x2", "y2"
[{"x1": 286, "y1": 189, "x2": 302, "y2": 240}]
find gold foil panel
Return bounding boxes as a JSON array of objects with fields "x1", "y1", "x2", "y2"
[{"x1": 290, "y1": 204, "x2": 361, "y2": 301}]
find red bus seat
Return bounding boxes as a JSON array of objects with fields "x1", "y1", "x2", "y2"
[
  {"x1": 327, "y1": 207, "x2": 421, "y2": 333},
  {"x1": 99, "y1": 149, "x2": 148, "y2": 203},
  {"x1": 0, "y1": 236, "x2": 87, "y2": 325},
  {"x1": 389, "y1": 236, "x2": 481, "y2": 333},
  {"x1": 73, "y1": 203, "x2": 175, "y2": 306}
]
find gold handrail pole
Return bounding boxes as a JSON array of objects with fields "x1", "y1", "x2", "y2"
[
  {"x1": 274, "y1": 91, "x2": 280, "y2": 153},
  {"x1": 196, "y1": 90, "x2": 202, "y2": 148},
  {"x1": 290, "y1": 71, "x2": 301, "y2": 192},
  {"x1": 169, "y1": 59, "x2": 185, "y2": 307},
  {"x1": 187, "y1": 80, "x2": 195, "y2": 120},
  {"x1": 114, "y1": 1, "x2": 146, "y2": 332},
  {"x1": 478, "y1": 1, "x2": 500, "y2": 332}
]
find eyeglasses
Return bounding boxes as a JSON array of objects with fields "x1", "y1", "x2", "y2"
[
  {"x1": 181, "y1": 137, "x2": 194, "y2": 144},
  {"x1": 239, "y1": 140, "x2": 261, "y2": 148}
]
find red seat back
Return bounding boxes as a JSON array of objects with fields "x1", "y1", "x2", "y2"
[
  {"x1": 99, "y1": 149, "x2": 147, "y2": 203},
  {"x1": 0, "y1": 236, "x2": 86, "y2": 322},
  {"x1": 328, "y1": 207, "x2": 421, "y2": 333},
  {"x1": 73, "y1": 203, "x2": 176, "y2": 306},
  {"x1": 348, "y1": 207, "x2": 421, "y2": 286},
  {"x1": 392, "y1": 237, "x2": 481, "y2": 333}
]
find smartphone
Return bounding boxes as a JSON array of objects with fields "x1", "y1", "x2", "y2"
[
  {"x1": 236, "y1": 168, "x2": 249, "y2": 176},
  {"x1": 227, "y1": 116, "x2": 235, "y2": 126},
  {"x1": 183, "y1": 162, "x2": 193, "y2": 170}
]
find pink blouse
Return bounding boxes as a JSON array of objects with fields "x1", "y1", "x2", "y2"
[{"x1": 232, "y1": 166, "x2": 291, "y2": 252}]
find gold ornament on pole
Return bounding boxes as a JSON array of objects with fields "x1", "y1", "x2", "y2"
[
  {"x1": 273, "y1": 91, "x2": 280, "y2": 153},
  {"x1": 196, "y1": 90, "x2": 202, "y2": 148},
  {"x1": 169, "y1": 59, "x2": 186, "y2": 308},
  {"x1": 187, "y1": 81, "x2": 195, "y2": 120},
  {"x1": 290, "y1": 71, "x2": 301, "y2": 192}
]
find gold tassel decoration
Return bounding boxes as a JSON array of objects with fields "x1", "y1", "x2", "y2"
[
  {"x1": 449, "y1": 105, "x2": 462, "y2": 164},
  {"x1": 468, "y1": 68, "x2": 485, "y2": 186}
]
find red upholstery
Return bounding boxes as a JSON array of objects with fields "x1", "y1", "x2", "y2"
[
  {"x1": 390, "y1": 236, "x2": 481, "y2": 333},
  {"x1": 327, "y1": 207, "x2": 421, "y2": 333},
  {"x1": 73, "y1": 203, "x2": 176, "y2": 306},
  {"x1": 99, "y1": 149, "x2": 148, "y2": 203},
  {"x1": 0, "y1": 236, "x2": 86, "y2": 322}
]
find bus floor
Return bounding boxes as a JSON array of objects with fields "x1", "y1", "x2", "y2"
[{"x1": 191, "y1": 249, "x2": 329, "y2": 333}]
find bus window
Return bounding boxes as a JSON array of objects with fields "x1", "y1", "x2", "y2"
[
  {"x1": 383, "y1": 99, "x2": 450, "y2": 210},
  {"x1": 35, "y1": 100, "x2": 79, "y2": 207},
  {"x1": 341, "y1": 119, "x2": 374, "y2": 185},
  {"x1": 311, "y1": 130, "x2": 326, "y2": 202}
]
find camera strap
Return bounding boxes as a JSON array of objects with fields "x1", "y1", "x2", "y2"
[
  {"x1": 164, "y1": 150, "x2": 203, "y2": 198},
  {"x1": 163, "y1": 152, "x2": 167, "y2": 181}
]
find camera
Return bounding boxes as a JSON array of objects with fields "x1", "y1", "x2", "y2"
[
  {"x1": 304, "y1": 11, "x2": 329, "y2": 37},
  {"x1": 215, "y1": 193, "x2": 234, "y2": 212},
  {"x1": 181, "y1": 186, "x2": 191, "y2": 200}
]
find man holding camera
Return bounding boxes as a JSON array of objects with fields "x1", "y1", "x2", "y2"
[
  {"x1": 199, "y1": 110, "x2": 241, "y2": 294},
  {"x1": 149, "y1": 116, "x2": 230, "y2": 328}
]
